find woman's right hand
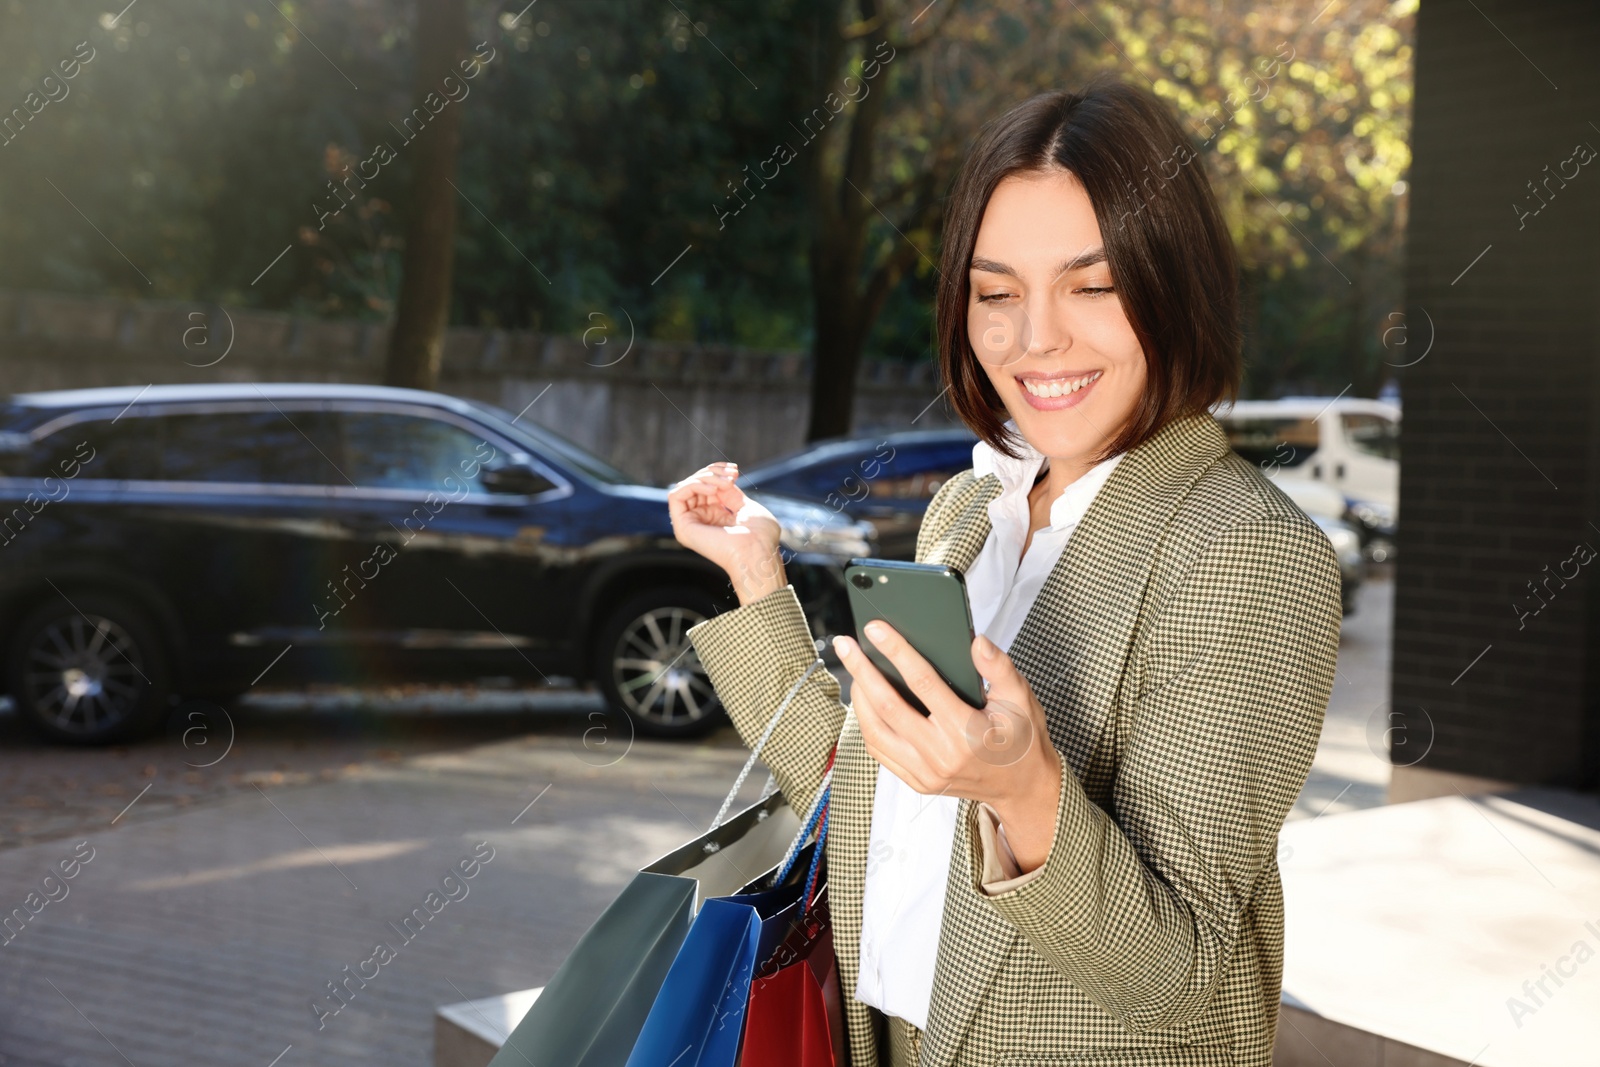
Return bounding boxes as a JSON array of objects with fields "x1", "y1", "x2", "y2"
[{"x1": 667, "y1": 461, "x2": 788, "y2": 605}]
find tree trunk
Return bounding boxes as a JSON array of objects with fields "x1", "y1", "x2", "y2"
[
  {"x1": 1346, "y1": 248, "x2": 1376, "y2": 397},
  {"x1": 806, "y1": 267, "x2": 873, "y2": 440},
  {"x1": 803, "y1": 0, "x2": 881, "y2": 442},
  {"x1": 384, "y1": 0, "x2": 470, "y2": 390}
]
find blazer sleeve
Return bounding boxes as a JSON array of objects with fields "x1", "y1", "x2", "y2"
[
  {"x1": 969, "y1": 515, "x2": 1342, "y2": 1034},
  {"x1": 686, "y1": 470, "x2": 978, "y2": 818}
]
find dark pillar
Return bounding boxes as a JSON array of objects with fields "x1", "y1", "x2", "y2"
[{"x1": 1393, "y1": 0, "x2": 1600, "y2": 796}]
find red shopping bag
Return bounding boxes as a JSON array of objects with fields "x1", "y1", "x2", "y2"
[{"x1": 737, "y1": 837, "x2": 845, "y2": 1066}]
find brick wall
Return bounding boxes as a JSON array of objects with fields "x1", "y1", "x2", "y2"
[
  {"x1": 0, "y1": 288, "x2": 954, "y2": 487},
  {"x1": 1394, "y1": 0, "x2": 1600, "y2": 788}
]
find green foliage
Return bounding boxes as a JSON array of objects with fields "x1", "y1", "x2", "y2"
[
  {"x1": 0, "y1": 0, "x2": 1413, "y2": 397},
  {"x1": 1093, "y1": 0, "x2": 1415, "y2": 396},
  {"x1": 453, "y1": 0, "x2": 819, "y2": 341}
]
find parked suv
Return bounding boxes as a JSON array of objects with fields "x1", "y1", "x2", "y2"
[{"x1": 0, "y1": 384, "x2": 871, "y2": 744}]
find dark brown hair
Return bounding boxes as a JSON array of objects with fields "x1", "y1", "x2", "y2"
[{"x1": 936, "y1": 78, "x2": 1241, "y2": 461}]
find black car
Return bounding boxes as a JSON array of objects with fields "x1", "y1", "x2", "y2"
[
  {"x1": 738, "y1": 428, "x2": 979, "y2": 560},
  {"x1": 0, "y1": 384, "x2": 871, "y2": 743}
]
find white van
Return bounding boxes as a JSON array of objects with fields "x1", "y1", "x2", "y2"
[
  {"x1": 1213, "y1": 398, "x2": 1399, "y2": 562},
  {"x1": 1213, "y1": 398, "x2": 1399, "y2": 510}
]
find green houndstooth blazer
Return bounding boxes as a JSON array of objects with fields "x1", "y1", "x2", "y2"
[{"x1": 686, "y1": 412, "x2": 1342, "y2": 1067}]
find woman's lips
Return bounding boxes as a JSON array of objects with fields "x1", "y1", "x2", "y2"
[{"x1": 1016, "y1": 370, "x2": 1102, "y2": 410}]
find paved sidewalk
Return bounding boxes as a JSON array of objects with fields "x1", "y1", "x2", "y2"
[{"x1": 0, "y1": 725, "x2": 768, "y2": 1067}]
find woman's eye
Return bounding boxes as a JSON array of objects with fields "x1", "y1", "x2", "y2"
[
  {"x1": 975, "y1": 292, "x2": 1014, "y2": 304},
  {"x1": 1074, "y1": 286, "x2": 1116, "y2": 298}
]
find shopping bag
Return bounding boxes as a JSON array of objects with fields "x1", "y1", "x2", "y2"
[
  {"x1": 487, "y1": 793, "x2": 797, "y2": 1067},
  {"x1": 739, "y1": 873, "x2": 845, "y2": 1067},
  {"x1": 626, "y1": 778, "x2": 833, "y2": 1067},
  {"x1": 488, "y1": 659, "x2": 828, "y2": 1067},
  {"x1": 623, "y1": 867, "x2": 806, "y2": 1067}
]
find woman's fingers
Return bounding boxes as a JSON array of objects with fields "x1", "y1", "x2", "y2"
[
  {"x1": 833, "y1": 634, "x2": 929, "y2": 740},
  {"x1": 861, "y1": 619, "x2": 972, "y2": 724},
  {"x1": 668, "y1": 468, "x2": 742, "y2": 525},
  {"x1": 668, "y1": 461, "x2": 739, "y2": 500},
  {"x1": 845, "y1": 663, "x2": 935, "y2": 791}
]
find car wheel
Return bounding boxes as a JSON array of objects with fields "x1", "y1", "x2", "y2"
[
  {"x1": 594, "y1": 587, "x2": 725, "y2": 739},
  {"x1": 7, "y1": 592, "x2": 172, "y2": 744}
]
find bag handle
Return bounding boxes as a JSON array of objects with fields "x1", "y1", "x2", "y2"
[
  {"x1": 772, "y1": 771, "x2": 829, "y2": 885},
  {"x1": 709, "y1": 656, "x2": 828, "y2": 831},
  {"x1": 771, "y1": 745, "x2": 835, "y2": 916}
]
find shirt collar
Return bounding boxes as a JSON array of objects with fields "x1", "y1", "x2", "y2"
[{"x1": 972, "y1": 419, "x2": 1126, "y2": 530}]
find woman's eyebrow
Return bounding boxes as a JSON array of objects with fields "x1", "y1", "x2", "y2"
[
  {"x1": 969, "y1": 247, "x2": 1108, "y2": 278},
  {"x1": 1053, "y1": 246, "x2": 1107, "y2": 277},
  {"x1": 969, "y1": 256, "x2": 1013, "y2": 275}
]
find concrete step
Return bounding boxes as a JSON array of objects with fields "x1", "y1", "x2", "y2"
[
  {"x1": 1273, "y1": 787, "x2": 1600, "y2": 1067},
  {"x1": 435, "y1": 988, "x2": 541, "y2": 1067}
]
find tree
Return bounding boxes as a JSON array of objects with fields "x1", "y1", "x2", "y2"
[
  {"x1": 385, "y1": 0, "x2": 470, "y2": 389},
  {"x1": 1095, "y1": 0, "x2": 1415, "y2": 396},
  {"x1": 798, "y1": 0, "x2": 1097, "y2": 440}
]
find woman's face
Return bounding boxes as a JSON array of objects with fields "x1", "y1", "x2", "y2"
[{"x1": 966, "y1": 168, "x2": 1147, "y2": 467}]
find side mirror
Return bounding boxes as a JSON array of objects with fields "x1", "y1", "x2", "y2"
[{"x1": 480, "y1": 456, "x2": 557, "y2": 497}]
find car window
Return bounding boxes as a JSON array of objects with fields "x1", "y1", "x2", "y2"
[
  {"x1": 1342, "y1": 413, "x2": 1400, "y2": 461},
  {"x1": 161, "y1": 410, "x2": 344, "y2": 484},
  {"x1": 27, "y1": 409, "x2": 343, "y2": 485},
  {"x1": 31, "y1": 419, "x2": 162, "y2": 481},
  {"x1": 465, "y1": 400, "x2": 631, "y2": 485},
  {"x1": 766, "y1": 441, "x2": 974, "y2": 507},
  {"x1": 337, "y1": 411, "x2": 494, "y2": 492},
  {"x1": 1222, "y1": 417, "x2": 1319, "y2": 470}
]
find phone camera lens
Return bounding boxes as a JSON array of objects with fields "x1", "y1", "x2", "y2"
[{"x1": 850, "y1": 572, "x2": 874, "y2": 590}]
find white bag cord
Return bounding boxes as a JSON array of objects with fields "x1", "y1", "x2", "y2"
[{"x1": 709, "y1": 656, "x2": 827, "y2": 831}]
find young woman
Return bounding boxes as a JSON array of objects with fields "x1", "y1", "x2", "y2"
[{"x1": 668, "y1": 79, "x2": 1342, "y2": 1067}]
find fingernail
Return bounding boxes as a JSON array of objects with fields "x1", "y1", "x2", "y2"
[
  {"x1": 977, "y1": 635, "x2": 997, "y2": 660},
  {"x1": 832, "y1": 635, "x2": 853, "y2": 659},
  {"x1": 864, "y1": 620, "x2": 887, "y2": 641}
]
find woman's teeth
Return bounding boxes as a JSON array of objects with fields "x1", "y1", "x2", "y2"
[{"x1": 1021, "y1": 370, "x2": 1102, "y2": 398}]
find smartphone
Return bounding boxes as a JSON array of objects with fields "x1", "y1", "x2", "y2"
[{"x1": 843, "y1": 558, "x2": 987, "y2": 715}]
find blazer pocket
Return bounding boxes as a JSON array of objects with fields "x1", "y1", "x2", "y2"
[{"x1": 998, "y1": 1045, "x2": 1234, "y2": 1067}]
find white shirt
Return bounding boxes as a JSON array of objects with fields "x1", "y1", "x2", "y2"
[{"x1": 853, "y1": 426, "x2": 1124, "y2": 1029}]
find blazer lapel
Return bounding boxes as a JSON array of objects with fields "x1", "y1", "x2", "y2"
[
  {"x1": 916, "y1": 415, "x2": 1230, "y2": 1067},
  {"x1": 1008, "y1": 414, "x2": 1231, "y2": 790},
  {"x1": 916, "y1": 471, "x2": 1016, "y2": 1067}
]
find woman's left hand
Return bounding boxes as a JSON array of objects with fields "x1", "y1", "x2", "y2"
[{"x1": 832, "y1": 621, "x2": 1065, "y2": 873}]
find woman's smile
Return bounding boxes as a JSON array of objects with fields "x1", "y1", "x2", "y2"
[{"x1": 1015, "y1": 369, "x2": 1103, "y2": 409}]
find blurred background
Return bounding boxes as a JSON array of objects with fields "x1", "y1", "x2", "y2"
[
  {"x1": 0, "y1": 2, "x2": 1595, "y2": 1066},
  {"x1": 0, "y1": 0, "x2": 1412, "y2": 453}
]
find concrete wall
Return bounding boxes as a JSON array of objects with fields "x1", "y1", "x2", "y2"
[
  {"x1": 1393, "y1": 0, "x2": 1600, "y2": 792},
  {"x1": 0, "y1": 288, "x2": 955, "y2": 486}
]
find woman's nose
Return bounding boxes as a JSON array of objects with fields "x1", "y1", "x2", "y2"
[{"x1": 1023, "y1": 296, "x2": 1071, "y2": 359}]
